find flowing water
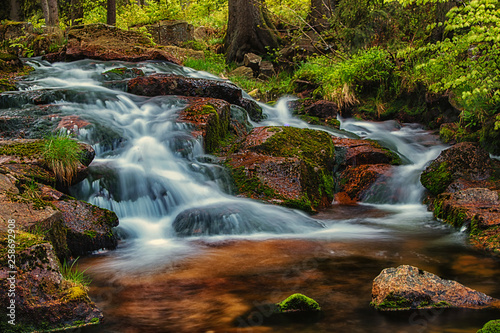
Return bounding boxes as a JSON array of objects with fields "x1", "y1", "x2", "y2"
[{"x1": 5, "y1": 58, "x2": 500, "y2": 332}]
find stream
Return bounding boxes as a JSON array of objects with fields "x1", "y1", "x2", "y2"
[{"x1": 9, "y1": 58, "x2": 500, "y2": 332}]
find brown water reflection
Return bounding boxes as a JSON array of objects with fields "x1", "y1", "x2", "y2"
[{"x1": 80, "y1": 205, "x2": 500, "y2": 333}]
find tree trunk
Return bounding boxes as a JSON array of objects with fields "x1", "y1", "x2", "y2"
[
  {"x1": 308, "y1": 0, "x2": 335, "y2": 32},
  {"x1": 224, "y1": 0, "x2": 280, "y2": 64},
  {"x1": 40, "y1": 0, "x2": 59, "y2": 26},
  {"x1": 70, "y1": 0, "x2": 84, "y2": 25},
  {"x1": 9, "y1": 0, "x2": 21, "y2": 21},
  {"x1": 107, "y1": 0, "x2": 116, "y2": 26}
]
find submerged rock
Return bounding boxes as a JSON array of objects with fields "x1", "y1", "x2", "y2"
[
  {"x1": 128, "y1": 74, "x2": 263, "y2": 121},
  {"x1": 371, "y1": 265, "x2": 497, "y2": 311}
]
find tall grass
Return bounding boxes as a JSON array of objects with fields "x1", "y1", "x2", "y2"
[{"x1": 43, "y1": 133, "x2": 82, "y2": 185}]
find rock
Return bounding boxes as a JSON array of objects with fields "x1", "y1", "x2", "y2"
[
  {"x1": 56, "y1": 115, "x2": 91, "y2": 135},
  {"x1": 229, "y1": 66, "x2": 254, "y2": 79},
  {"x1": 421, "y1": 142, "x2": 500, "y2": 256},
  {"x1": 101, "y1": 67, "x2": 145, "y2": 81},
  {"x1": 44, "y1": 24, "x2": 181, "y2": 64},
  {"x1": 371, "y1": 265, "x2": 497, "y2": 310},
  {"x1": 276, "y1": 293, "x2": 321, "y2": 312},
  {"x1": 331, "y1": 137, "x2": 400, "y2": 204},
  {"x1": 335, "y1": 164, "x2": 393, "y2": 204},
  {"x1": 0, "y1": 231, "x2": 102, "y2": 331},
  {"x1": 421, "y1": 142, "x2": 495, "y2": 196},
  {"x1": 289, "y1": 99, "x2": 341, "y2": 128},
  {"x1": 143, "y1": 20, "x2": 194, "y2": 46},
  {"x1": 477, "y1": 319, "x2": 500, "y2": 333},
  {"x1": 225, "y1": 126, "x2": 335, "y2": 212},
  {"x1": 258, "y1": 61, "x2": 275, "y2": 79},
  {"x1": 0, "y1": 21, "x2": 33, "y2": 40},
  {"x1": 243, "y1": 53, "x2": 261, "y2": 72},
  {"x1": 128, "y1": 74, "x2": 264, "y2": 121},
  {"x1": 178, "y1": 98, "x2": 231, "y2": 154}
]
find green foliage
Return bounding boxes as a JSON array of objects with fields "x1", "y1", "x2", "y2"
[
  {"x1": 60, "y1": 257, "x2": 91, "y2": 287},
  {"x1": 43, "y1": 133, "x2": 83, "y2": 185},
  {"x1": 477, "y1": 319, "x2": 500, "y2": 333},
  {"x1": 413, "y1": 0, "x2": 500, "y2": 130},
  {"x1": 294, "y1": 48, "x2": 398, "y2": 109},
  {"x1": 184, "y1": 52, "x2": 227, "y2": 75}
]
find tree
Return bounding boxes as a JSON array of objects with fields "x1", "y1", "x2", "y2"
[
  {"x1": 9, "y1": 0, "x2": 21, "y2": 21},
  {"x1": 224, "y1": 0, "x2": 280, "y2": 63},
  {"x1": 40, "y1": 0, "x2": 59, "y2": 26},
  {"x1": 70, "y1": 0, "x2": 84, "y2": 25},
  {"x1": 308, "y1": 0, "x2": 335, "y2": 32},
  {"x1": 107, "y1": 0, "x2": 116, "y2": 25}
]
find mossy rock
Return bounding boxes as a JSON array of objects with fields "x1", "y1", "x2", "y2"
[
  {"x1": 420, "y1": 161, "x2": 454, "y2": 196},
  {"x1": 276, "y1": 293, "x2": 321, "y2": 312},
  {"x1": 477, "y1": 319, "x2": 500, "y2": 333}
]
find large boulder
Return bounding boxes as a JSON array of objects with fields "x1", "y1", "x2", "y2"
[
  {"x1": 44, "y1": 24, "x2": 181, "y2": 64},
  {"x1": 128, "y1": 74, "x2": 263, "y2": 121},
  {"x1": 421, "y1": 142, "x2": 500, "y2": 255},
  {"x1": 225, "y1": 126, "x2": 335, "y2": 212},
  {"x1": 371, "y1": 265, "x2": 497, "y2": 311}
]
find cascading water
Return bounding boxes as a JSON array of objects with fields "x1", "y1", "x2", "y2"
[{"x1": 6, "y1": 58, "x2": 500, "y2": 333}]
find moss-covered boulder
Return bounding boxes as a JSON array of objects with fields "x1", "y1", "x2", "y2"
[
  {"x1": 225, "y1": 126, "x2": 335, "y2": 212},
  {"x1": 371, "y1": 265, "x2": 496, "y2": 311},
  {"x1": 477, "y1": 319, "x2": 500, "y2": 333},
  {"x1": 276, "y1": 293, "x2": 321, "y2": 312},
  {"x1": 0, "y1": 231, "x2": 102, "y2": 332}
]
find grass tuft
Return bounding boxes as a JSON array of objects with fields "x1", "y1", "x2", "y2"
[{"x1": 42, "y1": 133, "x2": 83, "y2": 185}]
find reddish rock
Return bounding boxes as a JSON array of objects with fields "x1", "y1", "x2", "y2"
[
  {"x1": 56, "y1": 115, "x2": 91, "y2": 135},
  {"x1": 332, "y1": 137, "x2": 401, "y2": 167},
  {"x1": 335, "y1": 164, "x2": 393, "y2": 203},
  {"x1": 128, "y1": 74, "x2": 263, "y2": 121},
  {"x1": 44, "y1": 23, "x2": 181, "y2": 64},
  {"x1": 178, "y1": 98, "x2": 231, "y2": 154},
  {"x1": 371, "y1": 265, "x2": 497, "y2": 310}
]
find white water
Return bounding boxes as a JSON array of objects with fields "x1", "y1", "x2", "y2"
[{"x1": 13, "y1": 58, "x2": 449, "y2": 269}]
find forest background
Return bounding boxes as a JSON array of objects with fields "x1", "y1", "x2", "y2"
[{"x1": 1, "y1": 0, "x2": 500, "y2": 155}]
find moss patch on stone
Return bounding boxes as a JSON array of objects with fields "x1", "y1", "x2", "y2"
[
  {"x1": 0, "y1": 140, "x2": 45, "y2": 159},
  {"x1": 275, "y1": 293, "x2": 321, "y2": 313},
  {"x1": 421, "y1": 161, "x2": 453, "y2": 196},
  {"x1": 371, "y1": 292, "x2": 412, "y2": 310}
]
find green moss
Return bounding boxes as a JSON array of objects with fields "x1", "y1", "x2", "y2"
[
  {"x1": 0, "y1": 78, "x2": 16, "y2": 92},
  {"x1": 62, "y1": 286, "x2": 87, "y2": 301},
  {"x1": 0, "y1": 140, "x2": 45, "y2": 158},
  {"x1": 372, "y1": 292, "x2": 412, "y2": 310},
  {"x1": 276, "y1": 293, "x2": 321, "y2": 312},
  {"x1": 420, "y1": 161, "x2": 453, "y2": 196},
  {"x1": 477, "y1": 319, "x2": 500, "y2": 333}
]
